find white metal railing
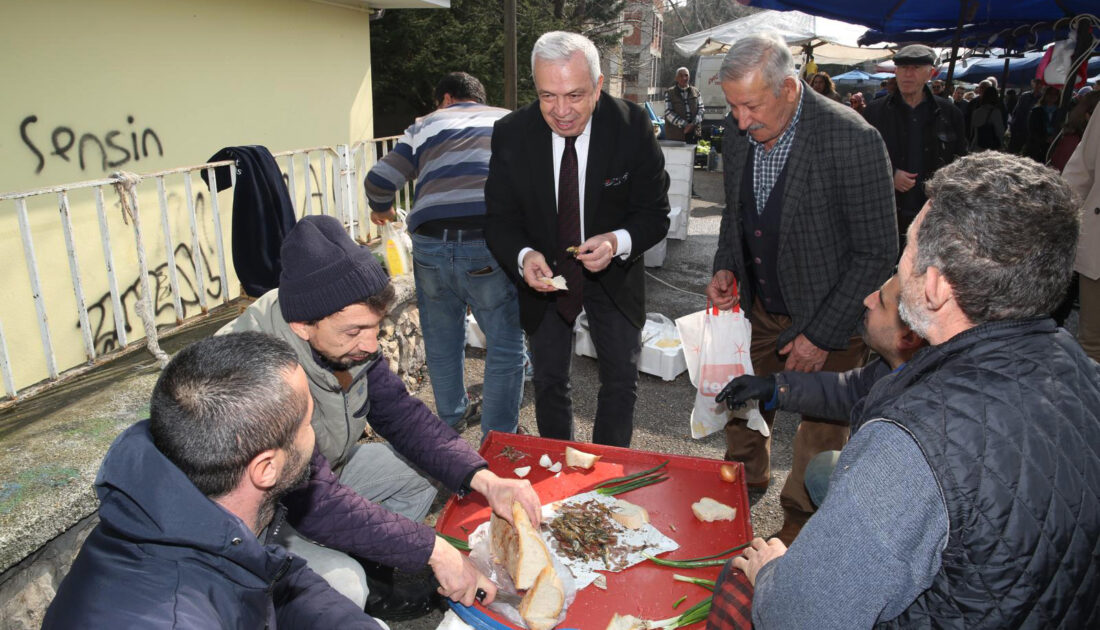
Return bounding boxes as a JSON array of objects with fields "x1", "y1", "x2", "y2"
[{"x1": 0, "y1": 136, "x2": 412, "y2": 404}]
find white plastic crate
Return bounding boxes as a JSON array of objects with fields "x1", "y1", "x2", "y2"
[
  {"x1": 573, "y1": 313, "x2": 687, "y2": 381},
  {"x1": 465, "y1": 312, "x2": 486, "y2": 349},
  {"x1": 667, "y1": 205, "x2": 686, "y2": 240},
  {"x1": 644, "y1": 238, "x2": 667, "y2": 267}
]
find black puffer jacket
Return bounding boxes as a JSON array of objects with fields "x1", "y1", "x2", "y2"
[{"x1": 855, "y1": 319, "x2": 1100, "y2": 628}]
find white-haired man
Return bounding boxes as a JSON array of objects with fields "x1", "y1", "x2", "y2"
[
  {"x1": 665, "y1": 66, "x2": 704, "y2": 142},
  {"x1": 706, "y1": 32, "x2": 897, "y2": 543},
  {"x1": 486, "y1": 31, "x2": 670, "y2": 447}
]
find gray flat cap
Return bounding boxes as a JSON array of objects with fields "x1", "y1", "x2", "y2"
[{"x1": 893, "y1": 44, "x2": 937, "y2": 66}]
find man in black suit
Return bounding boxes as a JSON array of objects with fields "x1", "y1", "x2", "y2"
[
  {"x1": 707, "y1": 32, "x2": 896, "y2": 544},
  {"x1": 485, "y1": 30, "x2": 670, "y2": 447}
]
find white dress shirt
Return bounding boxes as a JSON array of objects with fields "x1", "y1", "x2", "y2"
[{"x1": 517, "y1": 118, "x2": 633, "y2": 273}]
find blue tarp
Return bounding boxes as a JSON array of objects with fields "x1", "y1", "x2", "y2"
[
  {"x1": 740, "y1": 0, "x2": 1098, "y2": 40},
  {"x1": 936, "y1": 50, "x2": 1100, "y2": 85},
  {"x1": 831, "y1": 70, "x2": 895, "y2": 83}
]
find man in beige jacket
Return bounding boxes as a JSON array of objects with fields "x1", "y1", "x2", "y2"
[{"x1": 1064, "y1": 104, "x2": 1100, "y2": 361}]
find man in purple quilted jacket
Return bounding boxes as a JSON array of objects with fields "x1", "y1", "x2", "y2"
[{"x1": 219, "y1": 215, "x2": 541, "y2": 621}]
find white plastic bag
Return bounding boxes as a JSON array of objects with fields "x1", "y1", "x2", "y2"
[
  {"x1": 380, "y1": 220, "x2": 411, "y2": 276},
  {"x1": 676, "y1": 303, "x2": 768, "y2": 439}
]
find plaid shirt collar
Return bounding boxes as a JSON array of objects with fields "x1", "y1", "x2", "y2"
[{"x1": 748, "y1": 84, "x2": 805, "y2": 215}]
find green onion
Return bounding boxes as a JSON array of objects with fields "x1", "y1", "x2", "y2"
[
  {"x1": 673, "y1": 574, "x2": 717, "y2": 590},
  {"x1": 594, "y1": 460, "x2": 669, "y2": 489},
  {"x1": 597, "y1": 474, "x2": 669, "y2": 496},
  {"x1": 645, "y1": 555, "x2": 729, "y2": 568},
  {"x1": 646, "y1": 538, "x2": 752, "y2": 567},
  {"x1": 437, "y1": 533, "x2": 470, "y2": 551},
  {"x1": 673, "y1": 595, "x2": 687, "y2": 609},
  {"x1": 673, "y1": 597, "x2": 712, "y2": 627}
]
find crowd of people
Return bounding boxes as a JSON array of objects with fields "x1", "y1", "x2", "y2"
[{"x1": 42, "y1": 29, "x2": 1099, "y2": 630}]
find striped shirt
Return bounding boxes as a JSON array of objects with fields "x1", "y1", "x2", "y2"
[{"x1": 364, "y1": 101, "x2": 509, "y2": 232}]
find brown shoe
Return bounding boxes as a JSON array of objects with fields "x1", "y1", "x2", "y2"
[
  {"x1": 774, "y1": 520, "x2": 802, "y2": 546},
  {"x1": 746, "y1": 476, "x2": 771, "y2": 490}
]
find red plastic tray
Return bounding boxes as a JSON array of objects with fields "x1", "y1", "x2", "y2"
[{"x1": 435, "y1": 432, "x2": 753, "y2": 629}]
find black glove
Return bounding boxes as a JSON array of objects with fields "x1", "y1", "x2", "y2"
[{"x1": 715, "y1": 374, "x2": 776, "y2": 410}]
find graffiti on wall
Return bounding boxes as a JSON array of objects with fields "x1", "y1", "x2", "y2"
[
  {"x1": 19, "y1": 114, "x2": 164, "y2": 175},
  {"x1": 79, "y1": 190, "x2": 223, "y2": 354}
]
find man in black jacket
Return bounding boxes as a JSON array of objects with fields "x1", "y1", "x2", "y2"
[
  {"x1": 486, "y1": 31, "x2": 670, "y2": 448},
  {"x1": 863, "y1": 45, "x2": 967, "y2": 248}
]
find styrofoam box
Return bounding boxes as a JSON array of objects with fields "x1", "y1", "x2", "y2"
[
  {"x1": 644, "y1": 237, "x2": 667, "y2": 267},
  {"x1": 668, "y1": 179, "x2": 691, "y2": 199},
  {"x1": 573, "y1": 313, "x2": 688, "y2": 381},
  {"x1": 465, "y1": 312, "x2": 486, "y2": 349},
  {"x1": 665, "y1": 163, "x2": 693, "y2": 182},
  {"x1": 668, "y1": 205, "x2": 686, "y2": 240}
]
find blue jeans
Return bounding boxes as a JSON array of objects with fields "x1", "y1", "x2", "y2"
[
  {"x1": 411, "y1": 232, "x2": 524, "y2": 437},
  {"x1": 805, "y1": 449, "x2": 841, "y2": 508}
]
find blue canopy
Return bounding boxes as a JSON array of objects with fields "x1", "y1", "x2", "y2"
[
  {"x1": 936, "y1": 50, "x2": 1100, "y2": 85},
  {"x1": 830, "y1": 69, "x2": 873, "y2": 82},
  {"x1": 739, "y1": 0, "x2": 1098, "y2": 39}
]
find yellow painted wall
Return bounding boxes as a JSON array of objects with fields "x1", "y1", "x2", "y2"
[{"x1": 0, "y1": 0, "x2": 377, "y2": 393}]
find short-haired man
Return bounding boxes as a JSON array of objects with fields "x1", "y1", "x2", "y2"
[
  {"x1": 707, "y1": 32, "x2": 896, "y2": 543},
  {"x1": 716, "y1": 274, "x2": 925, "y2": 507},
  {"x1": 220, "y1": 215, "x2": 540, "y2": 620},
  {"x1": 44, "y1": 333, "x2": 386, "y2": 628},
  {"x1": 733, "y1": 152, "x2": 1100, "y2": 628},
  {"x1": 365, "y1": 71, "x2": 524, "y2": 439},
  {"x1": 863, "y1": 44, "x2": 967, "y2": 246},
  {"x1": 1009, "y1": 78, "x2": 1044, "y2": 154},
  {"x1": 664, "y1": 66, "x2": 704, "y2": 142},
  {"x1": 486, "y1": 31, "x2": 670, "y2": 447}
]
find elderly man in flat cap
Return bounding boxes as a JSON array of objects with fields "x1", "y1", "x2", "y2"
[{"x1": 863, "y1": 44, "x2": 967, "y2": 249}]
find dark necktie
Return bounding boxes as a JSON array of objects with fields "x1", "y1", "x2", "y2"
[{"x1": 556, "y1": 136, "x2": 583, "y2": 322}]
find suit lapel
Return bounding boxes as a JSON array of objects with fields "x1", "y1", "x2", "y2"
[
  {"x1": 583, "y1": 94, "x2": 611, "y2": 237},
  {"x1": 777, "y1": 85, "x2": 815, "y2": 252},
  {"x1": 528, "y1": 111, "x2": 558, "y2": 241}
]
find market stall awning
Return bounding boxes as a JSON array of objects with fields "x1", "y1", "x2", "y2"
[
  {"x1": 936, "y1": 49, "x2": 1100, "y2": 84},
  {"x1": 736, "y1": 0, "x2": 1098, "y2": 36},
  {"x1": 673, "y1": 9, "x2": 891, "y2": 63}
]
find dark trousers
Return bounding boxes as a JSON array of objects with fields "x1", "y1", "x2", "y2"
[{"x1": 529, "y1": 277, "x2": 641, "y2": 447}]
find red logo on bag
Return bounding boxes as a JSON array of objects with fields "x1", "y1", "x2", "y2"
[{"x1": 699, "y1": 363, "x2": 746, "y2": 397}]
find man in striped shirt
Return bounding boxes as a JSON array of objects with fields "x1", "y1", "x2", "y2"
[{"x1": 365, "y1": 72, "x2": 524, "y2": 438}]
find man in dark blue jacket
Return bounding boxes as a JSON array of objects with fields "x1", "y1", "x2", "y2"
[{"x1": 44, "y1": 333, "x2": 385, "y2": 628}]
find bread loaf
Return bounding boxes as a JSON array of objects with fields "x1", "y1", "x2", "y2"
[
  {"x1": 611, "y1": 498, "x2": 650, "y2": 529},
  {"x1": 564, "y1": 446, "x2": 601, "y2": 469},
  {"x1": 691, "y1": 497, "x2": 737, "y2": 522},
  {"x1": 518, "y1": 565, "x2": 565, "y2": 630},
  {"x1": 605, "y1": 613, "x2": 646, "y2": 630},
  {"x1": 490, "y1": 501, "x2": 552, "y2": 591}
]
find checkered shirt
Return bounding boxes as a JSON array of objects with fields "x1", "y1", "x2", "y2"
[{"x1": 748, "y1": 87, "x2": 805, "y2": 215}]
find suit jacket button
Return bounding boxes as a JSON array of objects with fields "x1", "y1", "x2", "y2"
[
  {"x1": 754, "y1": 257, "x2": 762, "y2": 264},
  {"x1": 754, "y1": 229, "x2": 763, "y2": 237},
  {"x1": 1094, "y1": 207, "x2": 1099, "y2": 215}
]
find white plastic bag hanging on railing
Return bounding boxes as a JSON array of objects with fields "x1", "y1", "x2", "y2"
[{"x1": 676, "y1": 300, "x2": 768, "y2": 439}]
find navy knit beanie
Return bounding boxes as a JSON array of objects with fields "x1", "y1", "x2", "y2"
[{"x1": 278, "y1": 215, "x2": 389, "y2": 323}]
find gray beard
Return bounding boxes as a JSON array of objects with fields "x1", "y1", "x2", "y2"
[{"x1": 898, "y1": 290, "x2": 934, "y2": 341}]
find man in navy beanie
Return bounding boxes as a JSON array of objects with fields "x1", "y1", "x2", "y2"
[{"x1": 219, "y1": 215, "x2": 540, "y2": 621}]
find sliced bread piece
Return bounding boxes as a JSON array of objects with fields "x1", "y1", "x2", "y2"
[
  {"x1": 611, "y1": 498, "x2": 650, "y2": 529},
  {"x1": 691, "y1": 497, "x2": 737, "y2": 522},
  {"x1": 605, "y1": 613, "x2": 646, "y2": 630},
  {"x1": 490, "y1": 501, "x2": 552, "y2": 591},
  {"x1": 564, "y1": 446, "x2": 601, "y2": 469},
  {"x1": 518, "y1": 565, "x2": 565, "y2": 630}
]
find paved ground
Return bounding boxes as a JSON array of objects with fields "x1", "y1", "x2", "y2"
[{"x1": 391, "y1": 167, "x2": 799, "y2": 629}]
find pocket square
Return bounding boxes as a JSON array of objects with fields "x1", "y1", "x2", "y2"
[{"x1": 603, "y1": 172, "x2": 630, "y2": 187}]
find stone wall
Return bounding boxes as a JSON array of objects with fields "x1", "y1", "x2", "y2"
[{"x1": 0, "y1": 274, "x2": 424, "y2": 628}]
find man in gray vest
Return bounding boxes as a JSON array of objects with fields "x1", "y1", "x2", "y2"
[
  {"x1": 664, "y1": 66, "x2": 703, "y2": 142},
  {"x1": 732, "y1": 151, "x2": 1100, "y2": 628}
]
